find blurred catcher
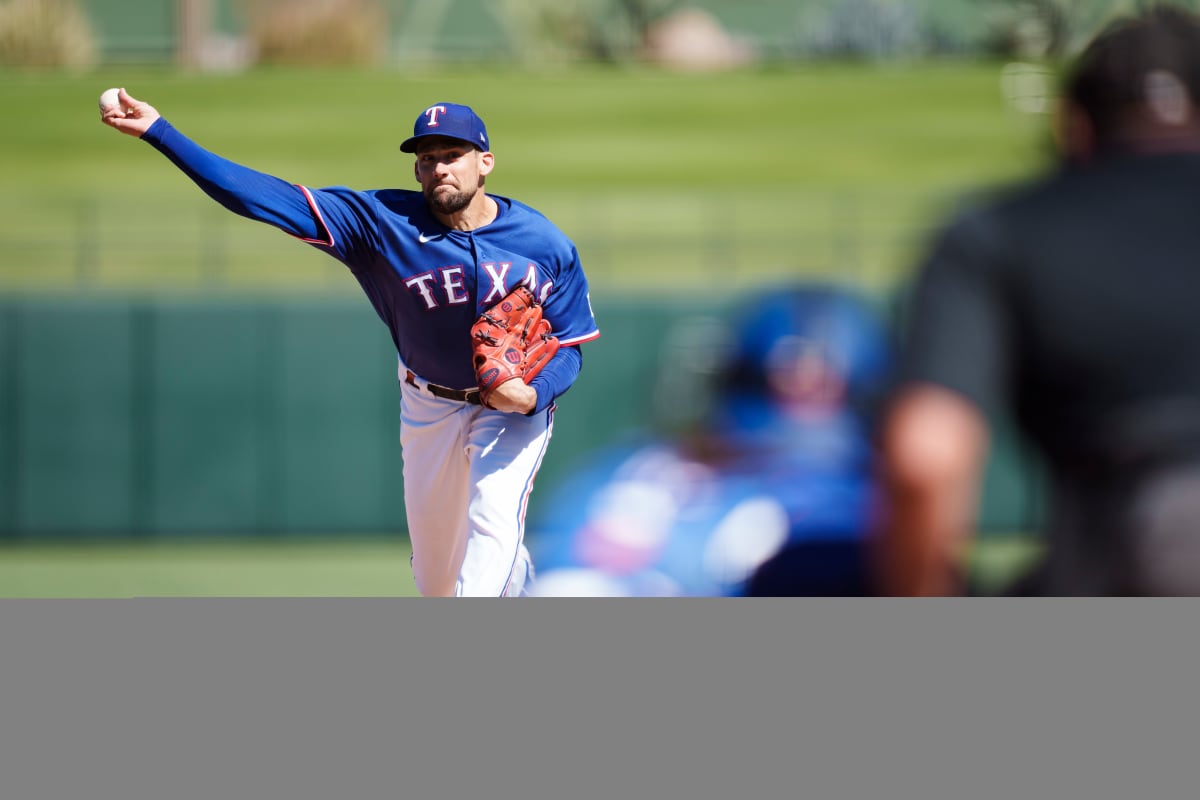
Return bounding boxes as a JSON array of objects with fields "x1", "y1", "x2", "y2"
[{"x1": 529, "y1": 282, "x2": 893, "y2": 596}]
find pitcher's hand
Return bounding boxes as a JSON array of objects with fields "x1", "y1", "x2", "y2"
[
  {"x1": 100, "y1": 88, "x2": 160, "y2": 138},
  {"x1": 485, "y1": 380, "x2": 538, "y2": 415}
]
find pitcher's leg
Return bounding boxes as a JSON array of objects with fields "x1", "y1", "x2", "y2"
[
  {"x1": 458, "y1": 407, "x2": 554, "y2": 596},
  {"x1": 504, "y1": 543, "x2": 536, "y2": 597},
  {"x1": 400, "y1": 387, "x2": 473, "y2": 597}
]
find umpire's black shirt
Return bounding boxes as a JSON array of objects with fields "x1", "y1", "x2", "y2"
[{"x1": 901, "y1": 150, "x2": 1200, "y2": 594}]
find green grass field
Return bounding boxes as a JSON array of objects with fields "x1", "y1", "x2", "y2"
[
  {"x1": 0, "y1": 61, "x2": 1052, "y2": 293},
  {"x1": 0, "y1": 538, "x2": 420, "y2": 597},
  {"x1": 0, "y1": 535, "x2": 1041, "y2": 597}
]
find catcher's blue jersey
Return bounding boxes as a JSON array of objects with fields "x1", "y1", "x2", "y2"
[
  {"x1": 144, "y1": 118, "x2": 600, "y2": 399},
  {"x1": 530, "y1": 428, "x2": 880, "y2": 597}
]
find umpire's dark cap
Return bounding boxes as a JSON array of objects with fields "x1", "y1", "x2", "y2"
[{"x1": 400, "y1": 102, "x2": 490, "y2": 153}]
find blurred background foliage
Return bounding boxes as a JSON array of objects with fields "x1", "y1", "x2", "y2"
[{"x1": 0, "y1": 0, "x2": 1179, "y2": 70}]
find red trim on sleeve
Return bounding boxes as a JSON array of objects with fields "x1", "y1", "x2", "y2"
[
  {"x1": 558, "y1": 330, "x2": 601, "y2": 347},
  {"x1": 292, "y1": 185, "x2": 336, "y2": 247}
]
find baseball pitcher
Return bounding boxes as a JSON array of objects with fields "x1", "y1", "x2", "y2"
[{"x1": 100, "y1": 91, "x2": 600, "y2": 596}]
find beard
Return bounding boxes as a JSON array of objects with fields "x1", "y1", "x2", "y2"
[{"x1": 426, "y1": 184, "x2": 473, "y2": 215}]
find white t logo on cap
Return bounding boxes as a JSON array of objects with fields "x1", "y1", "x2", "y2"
[{"x1": 423, "y1": 105, "x2": 447, "y2": 127}]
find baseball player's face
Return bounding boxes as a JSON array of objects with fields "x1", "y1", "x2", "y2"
[{"x1": 414, "y1": 138, "x2": 494, "y2": 216}]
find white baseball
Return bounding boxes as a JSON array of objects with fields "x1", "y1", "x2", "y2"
[{"x1": 99, "y1": 87, "x2": 122, "y2": 113}]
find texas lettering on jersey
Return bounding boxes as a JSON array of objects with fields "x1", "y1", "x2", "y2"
[{"x1": 404, "y1": 262, "x2": 553, "y2": 310}]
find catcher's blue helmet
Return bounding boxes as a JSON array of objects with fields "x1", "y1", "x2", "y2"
[{"x1": 712, "y1": 282, "x2": 894, "y2": 440}]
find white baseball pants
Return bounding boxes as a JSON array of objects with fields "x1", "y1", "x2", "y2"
[{"x1": 398, "y1": 367, "x2": 552, "y2": 597}]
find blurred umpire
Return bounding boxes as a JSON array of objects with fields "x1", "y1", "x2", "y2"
[{"x1": 877, "y1": 4, "x2": 1200, "y2": 595}]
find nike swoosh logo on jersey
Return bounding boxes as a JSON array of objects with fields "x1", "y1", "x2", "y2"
[{"x1": 418, "y1": 232, "x2": 433, "y2": 244}]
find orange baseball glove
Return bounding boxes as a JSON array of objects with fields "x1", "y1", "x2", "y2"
[{"x1": 471, "y1": 286, "x2": 560, "y2": 409}]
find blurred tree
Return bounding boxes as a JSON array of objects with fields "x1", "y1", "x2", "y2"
[
  {"x1": 240, "y1": 0, "x2": 387, "y2": 66},
  {"x1": 981, "y1": 0, "x2": 1150, "y2": 59},
  {"x1": 0, "y1": 0, "x2": 97, "y2": 68},
  {"x1": 177, "y1": 0, "x2": 210, "y2": 69},
  {"x1": 799, "y1": 0, "x2": 926, "y2": 59},
  {"x1": 498, "y1": 0, "x2": 679, "y2": 62}
]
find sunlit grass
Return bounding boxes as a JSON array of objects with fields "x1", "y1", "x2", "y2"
[
  {"x1": 0, "y1": 537, "x2": 418, "y2": 597},
  {"x1": 0, "y1": 61, "x2": 1049, "y2": 293},
  {"x1": 0, "y1": 535, "x2": 1039, "y2": 597}
]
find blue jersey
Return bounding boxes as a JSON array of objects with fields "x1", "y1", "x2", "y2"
[
  {"x1": 143, "y1": 118, "x2": 600, "y2": 407},
  {"x1": 530, "y1": 427, "x2": 880, "y2": 596}
]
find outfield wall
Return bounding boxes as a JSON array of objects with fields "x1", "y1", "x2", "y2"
[{"x1": 0, "y1": 294, "x2": 1039, "y2": 540}]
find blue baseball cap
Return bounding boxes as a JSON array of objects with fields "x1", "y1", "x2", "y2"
[{"x1": 400, "y1": 102, "x2": 490, "y2": 153}]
